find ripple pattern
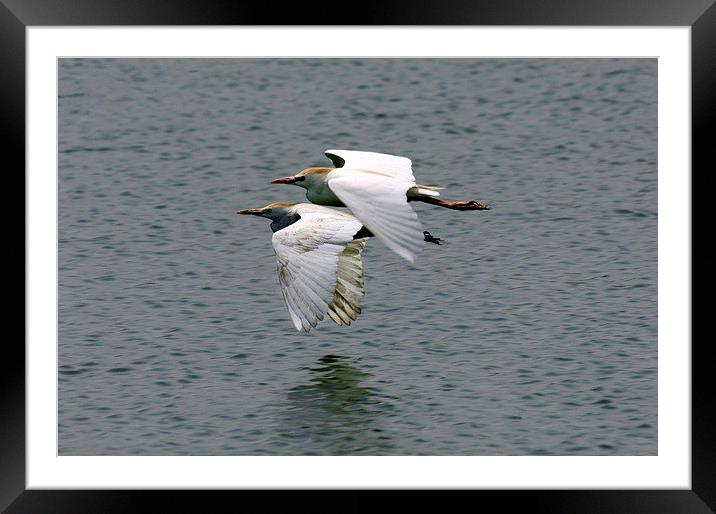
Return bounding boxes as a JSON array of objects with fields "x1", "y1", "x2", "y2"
[{"x1": 58, "y1": 58, "x2": 657, "y2": 455}]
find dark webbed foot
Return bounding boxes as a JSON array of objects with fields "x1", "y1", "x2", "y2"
[{"x1": 423, "y1": 231, "x2": 443, "y2": 245}]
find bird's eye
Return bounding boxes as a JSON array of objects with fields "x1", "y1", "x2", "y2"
[{"x1": 266, "y1": 209, "x2": 272, "y2": 214}]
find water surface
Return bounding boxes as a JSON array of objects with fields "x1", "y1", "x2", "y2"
[{"x1": 58, "y1": 58, "x2": 657, "y2": 455}]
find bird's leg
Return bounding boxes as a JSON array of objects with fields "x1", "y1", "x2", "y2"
[
  {"x1": 448, "y1": 200, "x2": 490, "y2": 210},
  {"x1": 423, "y1": 231, "x2": 443, "y2": 245},
  {"x1": 410, "y1": 195, "x2": 490, "y2": 211}
]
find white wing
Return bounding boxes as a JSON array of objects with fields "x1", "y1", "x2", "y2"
[
  {"x1": 272, "y1": 209, "x2": 367, "y2": 332},
  {"x1": 327, "y1": 168, "x2": 424, "y2": 263},
  {"x1": 325, "y1": 149, "x2": 415, "y2": 182}
]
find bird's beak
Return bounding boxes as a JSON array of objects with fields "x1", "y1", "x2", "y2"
[
  {"x1": 237, "y1": 208, "x2": 264, "y2": 216},
  {"x1": 271, "y1": 175, "x2": 301, "y2": 184}
]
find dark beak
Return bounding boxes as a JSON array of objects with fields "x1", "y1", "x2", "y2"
[
  {"x1": 237, "y1": 208, "x2": 263, "y2": 216},
  {"x1": 271, "y1": 176, "x2": 302, "y2": 184}
]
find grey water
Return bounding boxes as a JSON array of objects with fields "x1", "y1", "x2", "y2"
[{"x1": 58, "y1": 58, "x2": 657, "y2": 455}]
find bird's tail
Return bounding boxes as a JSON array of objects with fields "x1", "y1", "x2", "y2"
[{"x1": 409, "y1": 184, "x2": 443, "y2": 198}]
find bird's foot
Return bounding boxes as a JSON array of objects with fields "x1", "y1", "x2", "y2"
[
  {"x1": 423, "y1": 231, "x2": 443, "y2": 245},
  {"x1": 451, "y1": 200, "x2": 490, "y2": 211}
]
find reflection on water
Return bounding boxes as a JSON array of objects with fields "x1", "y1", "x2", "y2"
[{"x1": 277, "y1": 355, "x2": 395, "y2": 455}]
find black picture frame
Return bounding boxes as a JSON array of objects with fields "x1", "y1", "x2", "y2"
[{"x1": 6, "y1": 0, "x2": 708, "y2": 511}]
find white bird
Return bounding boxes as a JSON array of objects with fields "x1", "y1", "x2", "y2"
[
  {"x1": 271, "y1": 149, "x2": 489, "y2": 263},
  {"x1": 237, "y1": 202, "x2": 370, "y2": 332},
  {"x1": 237, "y1": 201, "x2": 444, "y2": 332}
]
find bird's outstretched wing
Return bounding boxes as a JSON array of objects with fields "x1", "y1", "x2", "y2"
[
  {"x1": 272, "y1": 209, "x2": 367, "y2": 332},
  {"x1": 325, "y1": 149, "x2": 415, "y2": 182},
  {"x1": 327, "y1": 168, "x2": 424, "y2": 263}
]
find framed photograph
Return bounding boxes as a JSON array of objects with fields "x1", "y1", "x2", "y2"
[{"x1": 9, "y1": 0, "x2": 708, "y2": 511}]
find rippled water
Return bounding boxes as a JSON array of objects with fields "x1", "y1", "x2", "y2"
[{"x1": 58, "y1": 58, "x2": 657, "y2": 455}]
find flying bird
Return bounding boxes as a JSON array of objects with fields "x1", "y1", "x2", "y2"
[
  {"x1": 238, "y1": 202, "x2": 368, "y2": 332},
  {"x1": 271, "y1": 149, "x2": 489, "y2": 263},
  {"x1": 237, "y1": 202, "x2": 443, "y2": 332}
]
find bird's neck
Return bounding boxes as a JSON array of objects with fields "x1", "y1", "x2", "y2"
[
  {"x1": 306, "y1": 185, "x2": 344, "y2": 207},
  {"x1": 270, "y1": 212, "x2": 301, "y2": 232}
]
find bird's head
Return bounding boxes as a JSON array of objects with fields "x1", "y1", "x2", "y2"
[
  {"x1": 237, "y1": 201, "x2": 298, "y2": 220},
  {"x1": 270, "y1": 167, "x2": 332, "y2": 189}
]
